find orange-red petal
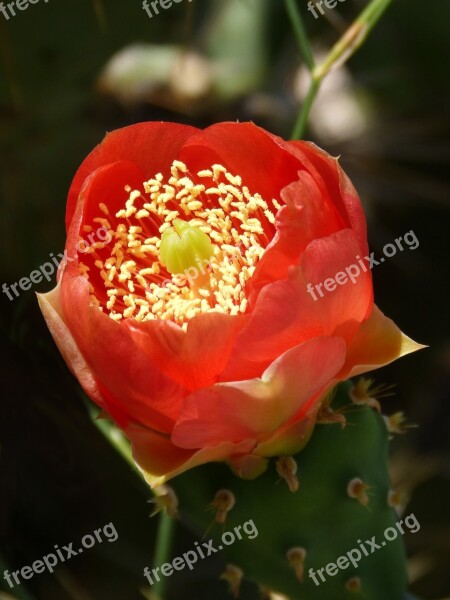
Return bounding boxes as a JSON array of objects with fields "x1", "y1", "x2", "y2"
[
  {"x1": 222, "y1": 228, "x2": 372, "y2": 381},
  {"x1": 60, "y1": 274, "x2": 186, "y2": 433},
  {"x1": 125, "y1": 311, "x2": 249, "y2": 391},
  {"x1": 37, "y1": 284, "x2": 105, "y2": 407},
  {"x1": 172, "y1": 336, "x2": 346, "y2": 449},
  {"x1": 247, "y1": 170, "x2": 346, "y2": 302},
  {"x1": 127, "y1": 422, "x2": 256, "y2": 488},
  {"x1": 178, "y1": 122, "x2": 302, "y2": 204},
  {"x1": 287, "y1": 140, "x2": 369, "y2": 258},
  {"x1": 66, "y1": 122, "x2": 198, "y2": 231}
]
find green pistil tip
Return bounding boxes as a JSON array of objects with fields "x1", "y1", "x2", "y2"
[{"x1": 159, "y1": 219, "x2": 215, "y2": 275}]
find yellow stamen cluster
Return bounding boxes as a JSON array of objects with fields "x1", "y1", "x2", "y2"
[{"x1": 79, "y1": 160, "x2": 279, "y2": 329}]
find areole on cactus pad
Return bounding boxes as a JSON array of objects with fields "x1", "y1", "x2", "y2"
[{"x1": 37, "y1": 121, "x2": 423, "y2": 487}]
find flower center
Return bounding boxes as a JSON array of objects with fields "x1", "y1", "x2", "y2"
[
  {"x1": 78, "y1": 160, "x2": 281, "y2": 329},
  {"x1": 159, "y1": 219, "x2": 215, "y2": 276}
]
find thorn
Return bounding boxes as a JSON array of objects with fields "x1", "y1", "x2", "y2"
[
  {"x1": 220, "y1": 564, "x2": 243, "y2": 598},
  {"x1": 316, "y1": 405, "x2": 347, "y2": 428},
  {"x1": 150, "y1": 485, "x2": 178, "y2": 518},
  {"x1": 276, "y1": 456, "x2": 299, "y2": 492},
  {"x1": 347, "y1": 478, "x2": 370, "y2": 507},
  {"x1": 383, "y1": 412, "x2": 417, "y2": 435},
  {"x1": 210, "y1": 489, "x2": 236, "y2": 524},
  {"x1": 286, "y1": 547, "x2": 307, "y2": 582},
  {"x1": 387, "y1": 489, "x2": 406, "y2": 509},
  {"x1": 349, "y1": 377, "x2": 382, "y2": 412},
  {"x1": 345, "y1": 576, "x2": 362, "y2": 592}
]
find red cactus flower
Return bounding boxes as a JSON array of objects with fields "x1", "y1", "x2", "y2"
[{"x1": 38, "y1": 122, "x2": 422, "y2": 487}]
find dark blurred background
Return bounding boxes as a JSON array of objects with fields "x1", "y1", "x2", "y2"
[{"x1": 0, "y1": 0, "x2": 449, "y2": 598}]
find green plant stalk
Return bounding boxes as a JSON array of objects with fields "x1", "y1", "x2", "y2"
[
  {"x1": 89, "y1": 409, "x2": 176, "y2": 600},
  {"x1": 287, "y1": 0, "x2": 394, "y2": 139},
  {"x1": 284, "y1": 0, "x2": 315, "y2": 71},
  {"x1": 313, "y1": 0, "x2": 393, "y2": 80},
  {"x1": 89, "y1": 406, "x2": 134, "y2": 466},
  {"x1": 291, "y1": 78, "x2": 321, "y2": 141},
  {"x1": 151, "y1": 512, "x2": 176, "y2": 599}
]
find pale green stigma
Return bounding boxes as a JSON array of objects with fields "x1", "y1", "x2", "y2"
[{"x1": 159, "y1": 219, "x2": 215, "y2": 275}]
